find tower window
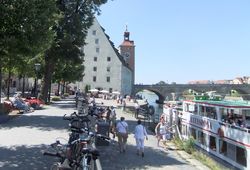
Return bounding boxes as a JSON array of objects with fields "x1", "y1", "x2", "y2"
[
  {"x1": 107, "y1": 67, "x2": 110, "y2": 72},
  {"x1": 92, "y1": 30, "x2": 96, "y2": 35},
  {"x1": 107, "y1": 57, "x2": 111, "y2": 62},
  {"x1": 93, "y1": 76, "x2": 96, "y2": 82},
  {"x1": 96, "y1": 48, "x2": 100, "y2": 53},
  {"x1": 94, "y1": 57, "x2": 97, "y2": 61},
  {"x1": 93, "y1": 67, "x2": 97, "y2": 71}
]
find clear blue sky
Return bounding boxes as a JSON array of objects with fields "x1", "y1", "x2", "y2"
[{"x1": 97, "y1": 0, "x2": 250, "y2": 84}]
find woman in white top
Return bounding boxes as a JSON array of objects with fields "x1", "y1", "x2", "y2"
[
  {"x1": 134, "y1": 119, "x2": 148, "y2": 157},
  {"x1": 155, "y1": 117, "x2": 167, "y2": 147},
  {"x1": 116, "y1": 117, "x2": 128, "y2": 153}
]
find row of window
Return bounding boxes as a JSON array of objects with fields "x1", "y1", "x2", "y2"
[
  {"x1": 92, "y1": 30, "x2": 112, "y2": 84},
  {"x1": 93, "y1": 67, "x2": 111, "y2": 72},
  {"x1": 92, "y1": 30, "x2": 113, "y2": 63},
  {"x1": 93, "y1": 56, "x2": 111, "y2": 62},
  {"x1": 182, "y1": 125, "x2": 247, "y2": 167},
  {"x1": 184, "y1": 103, "x2": 217, "y2": 120},
  {"x1": 92, "y1": 76, "x2": 110, "y2": 83}
]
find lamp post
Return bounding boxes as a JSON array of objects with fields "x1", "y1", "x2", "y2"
[{"x1": 34, "y1": 63, "x2": 41, "y2": 98}]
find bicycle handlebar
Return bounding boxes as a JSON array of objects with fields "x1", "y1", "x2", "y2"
[{"x1": 43, "y1": 151, "x2": 63, "y2": 158}]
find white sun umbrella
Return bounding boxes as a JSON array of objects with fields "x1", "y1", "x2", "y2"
[
  {"x1": 112, "y1": 91, "x2": 120, "y2": 95},
  {"x1": 99, "y1": 90, "x2": 109, "y2": 94},
  {"x1": 89, "y1": 89, "x2": 99, "y2": 93}
]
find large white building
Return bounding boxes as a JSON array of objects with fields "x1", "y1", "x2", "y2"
[{"x1": 77, "y1": 18, "x2": 135, "y2": 96}]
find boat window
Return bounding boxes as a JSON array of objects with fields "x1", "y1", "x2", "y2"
[
  {"x1": 242, "y1": 110, "x2": 250, "y2": 128},
  {"x1": 190, "y1": 127, "x2": 196, "y2": 140},
  {"x1": 199, "y1": 106, "x2": 205, "y2": 116},
  {"x1": 221, "y1": 108, "x2": 227, "y2": 122},
  {"x1": 184, "y1": 103, "x2": 188, "y2": 112},
  {"x1": 182, "y1": 124, "x2": 188, "y2": 136},
  {"x1": 209, "y1": 136, "x2": 216, "y2": 151},
  {"x1": 227, "y1": 143, "x2": 236, "y2": 161},
  {"x1": 198, "y1": 131, "x2": 206, "y2": 146},
  {"x1": 184, "y1": 103, "x2": 197, "y2": 114},
  {"x1": 205, "y1": 107, "x2": 217, "y2": 119},
  {"x1": 219, "y1": 140, "x2": 227, "y2": 156},
  {"x1": 220, "y1": 109, "x2": 245, "y2": 127},
  {"x1": 236, "y1": 146, "x2": 247, "y2": 167},
  {"x1": 199, "y1": 106, "x2": 217, "y2": 119}
]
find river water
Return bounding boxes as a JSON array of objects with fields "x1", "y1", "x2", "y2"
[{"x1": 137, "y1": 90, "x2": 163, "y2": 123}]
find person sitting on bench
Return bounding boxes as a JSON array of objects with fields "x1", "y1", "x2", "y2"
[{"x1": 12, "y1": 93, "x2": 34, "y2": 113}]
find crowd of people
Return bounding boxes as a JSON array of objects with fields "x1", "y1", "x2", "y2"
[
  {"x1": 76, "y1": 91, "x2": 175, "y2": 157},
  {"x1": 102, "y1": 100, "x2": 175, "y2": 157},
  {"x1": 223, "y1": 112, "x2": 249, "y2": 128}
]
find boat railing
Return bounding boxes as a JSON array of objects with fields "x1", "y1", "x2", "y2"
[{"x1": 219, "y1": 121, "x2": 250, "y2": 133}]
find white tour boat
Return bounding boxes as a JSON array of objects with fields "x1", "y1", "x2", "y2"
[{"x1": 164, "y1": 95, "x2": 250, "y2": 170}]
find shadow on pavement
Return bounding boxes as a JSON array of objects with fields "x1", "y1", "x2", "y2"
[
  {"x1": 0, "y1": 114, "x2": 69, "y2": 131},
  {"x1": 97, "y1": 118, "x2": 189, "y2": 170},
  {"x1": 0, "y1": 145, "x2": 59, "y2": 170},
  {"x1": 98, "y1": 142, "x2": 188, "y2": 170}
]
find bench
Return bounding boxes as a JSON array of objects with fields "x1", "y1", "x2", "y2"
[{"x1": 3, "y1": 100, "x2": 25, "y2": 114}]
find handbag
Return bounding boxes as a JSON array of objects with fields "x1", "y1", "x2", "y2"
[{"x1": 119, "y1": 121, "x2": 128, "y2": 138}]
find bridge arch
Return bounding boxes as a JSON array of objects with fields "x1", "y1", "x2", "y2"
[{"x1": 133, "y1": 88, "x2": 165, "y2": 103}]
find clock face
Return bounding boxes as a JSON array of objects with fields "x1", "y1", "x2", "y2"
[{"x1": 125, "y1": 52, "x2": 130, "y2": 58}]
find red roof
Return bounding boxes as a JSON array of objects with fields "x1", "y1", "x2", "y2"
[{"x1": 120, "y1": 40, "x2": 134, "y2": 46}]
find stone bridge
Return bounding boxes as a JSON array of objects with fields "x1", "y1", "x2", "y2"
[{"x1": 133, "y1": 84, "x2": 250, "y2": 103}]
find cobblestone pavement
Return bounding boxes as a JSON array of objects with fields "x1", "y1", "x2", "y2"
[{"x1": 0, "y1": 97, "x2": 209, "y2": 170}]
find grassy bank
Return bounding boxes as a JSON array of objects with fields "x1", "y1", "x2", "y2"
[{"x1": 172, "y1": 137, "x2": 230, "y2": 170}]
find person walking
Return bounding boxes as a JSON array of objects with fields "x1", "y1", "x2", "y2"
[
  {"x1": 122, "y1": 99, "x2": 126, "y2": 113},
  {"x1": 110, "y1": 106, "x2": 117, "y2": 139},
  {"x1": 116, "y1": 117, "x2": 128, "y2": 153},
  {"x1": 134, "y1": 101, "x2": 140, "y2": 119},
  {"x1": 155, "y1": 117, "x2": 167, "y2": 147},
  {"x1": 134, "y1": 119, "x2": 148, "y2": 157}
]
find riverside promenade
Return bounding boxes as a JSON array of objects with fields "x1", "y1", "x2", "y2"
[
  {"x1": 94, "y1": 98, "x2": 209, "y2": 170},
  {"x1": 0, "y1": 96, "x2": 209, "y2": 170}
]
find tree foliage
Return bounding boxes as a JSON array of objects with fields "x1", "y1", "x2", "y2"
[
  {"x1": 0, "y1": 0, "x2": 58, "y2": 98},
  {"x1": 41, "y1": 0, "x2": 108, "y2": 102},
  {"x1": 156, "y1": 81, "x2": 167, "y2": 85},
  {"x1": 0, "y1": 0, "x2": 109, "y2": 102}
]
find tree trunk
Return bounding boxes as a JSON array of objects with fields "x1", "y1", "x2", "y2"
[
  {"x1": 7, "y1": 69, "x2": 11, "y2": 100},
  {"x1": 48, "y1": 79, "x2": 51, "y2": 102},
  {"x1": 57, "y1": 82, "x2": 60, "y2": 96},
  {"x1": 0, "y1": 62, "x2": 2, "y2": 103},
  {"x1": 41, "y1": 54, "x2": 54, "y2": 103},
  {"x1": 62, "y1": 81, "x2": 65, "y2": 94},
  {"x1": 22, "y1": 75, "x2": 25, "y2": 96}
]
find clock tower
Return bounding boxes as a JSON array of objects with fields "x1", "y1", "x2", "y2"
[{"x1": 119, "y1": 25, "x2": 135, "y2": 85}]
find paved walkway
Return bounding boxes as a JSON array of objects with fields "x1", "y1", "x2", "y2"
[
  {"x1": 0, "y1": 99, "x2": 75, "y2": 170},
  {"x1": 95, "y1": 98, "x2": 210, "y2": 170},
  {"x1": 0, "y1": 97, "x2": 210, "y2": 170}
]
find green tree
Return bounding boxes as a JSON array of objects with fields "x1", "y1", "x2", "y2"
[
  {"x1": 156, "y1": 81, "x2": 167, "y2": 85},
  {"x1": 0, "y1": 0, "x2": 58, "y2": 99},
  {"x1": 41, "y1": 0, "x2": 108, "y2": 102},
  {"x1": 53, "y1": 59, "x2": 85, "y2": 94}
]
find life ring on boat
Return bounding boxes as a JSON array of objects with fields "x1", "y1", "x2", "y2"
[{"x1": 217, "y1": 127, "x2": 224, "y2": 138}]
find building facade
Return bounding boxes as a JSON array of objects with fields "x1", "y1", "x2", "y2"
[{"x1": 77, "y1": 18, "x2": 134, "y2": 96}]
